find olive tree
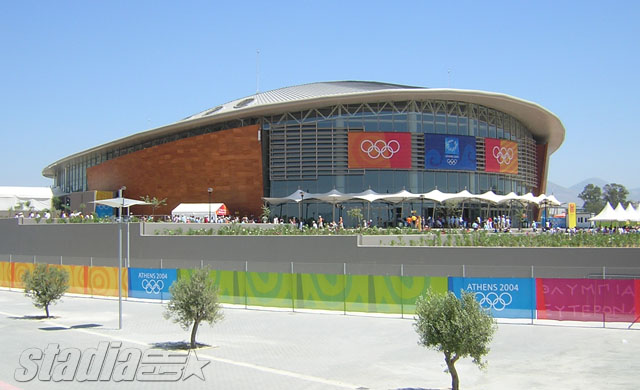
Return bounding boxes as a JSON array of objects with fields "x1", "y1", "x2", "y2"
[
  {"x1": 164, "y1": 268, "x2": 224, "y2": 349},
  {"x1": 23, "y1": 264, "x2": 69, "y2": 318},
  {"x1": 414, "y1": 290, "x2": 496, "y2": 390}
]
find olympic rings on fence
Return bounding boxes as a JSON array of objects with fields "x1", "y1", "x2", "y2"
[
  {"x1": 446, "y1": 158, "x2": 458, "y2": 165},
  {"x1": 360, "y1": 139, "x2": 401, "y2": 159},
  {"x1": 475, "y1": 291, "x2": 512, "y2": 311},
  {"x1": 141, "y1": 279, "x2": 164, "y2": 294},
  {"x1": 492, "y1": 146, "x2": 514, "y2": 165}
]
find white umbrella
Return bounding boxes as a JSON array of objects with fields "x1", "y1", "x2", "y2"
[{"x1": 92, "y1": 197, "x2": 150, "y2": 208}]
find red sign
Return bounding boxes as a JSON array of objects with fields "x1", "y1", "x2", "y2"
[
  {"x1": 348, "y1": 132, "x2": 412, "y2": 169},
  {"x1": 536, "y1": 278, "x2": 640, "y2": 322},
  {"x1": 485, "y1": 138, "x2": 518, "y2": 174},
  {"x1": 216, "y1": 204, "x2": 228, "y2": 216}
]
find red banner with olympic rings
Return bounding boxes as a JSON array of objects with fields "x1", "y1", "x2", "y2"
[
  {"x1": 485, "y1": 138, "x2": 518, "y2": 174},
  {"x1": 348, "y1": 132, "x2": 412, "y2": 169}
]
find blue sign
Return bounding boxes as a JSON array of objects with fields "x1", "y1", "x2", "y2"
[
  {"x1": 129, "y1": 268, "x2": 177, "y2": 300},
  {"x1": 425, "y1": 135, "x2": 477, "y2": 171},
  {"x1": 449, "y1": 277, "x2": 535, "y2": 319}
]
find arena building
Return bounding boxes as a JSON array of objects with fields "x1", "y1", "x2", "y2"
[{"x1": 42, "y1": 81, "x2": 564, "y2": 224}]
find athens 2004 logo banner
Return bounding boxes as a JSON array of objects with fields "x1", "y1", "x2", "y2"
[
  {"x1": 348, "y1": 132, "x2": 412, "y2": 169},
  {"x1": 484, "y1": 138, "x2": 518, "y2": 174}
]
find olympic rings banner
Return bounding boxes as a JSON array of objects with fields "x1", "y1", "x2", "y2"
[
  {"x1": 129, "y1": 268, "x2": 176, "y2": 300},
  {"x1": 449, "y1": 277, "x2": 536, "y2": 318},
  {"x1": 348, "y1": 132, "x2": 412, "y2": 169},
  {"x1": 425, "y1": 135, "x2": 477, "y2": 171},
  {"x1": 484, "y1": 138, "x2": 518, "y2": 174}
]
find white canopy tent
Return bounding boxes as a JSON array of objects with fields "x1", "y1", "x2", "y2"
[
  {"x1": 171, "y1": 203, "x2": 228, "y2": 218},
  {"x1": 589, "y1": 202, "x2": 617, "y2": 222},
  {"x1": 0, "y1": 186, "x2": 53, "y2": 212},
  {"x1": 625, "y1": 204, "x2": 640, "y2": 222},
  {"x1": 262, "y1": 188, "x2": 564, "y2": 225}
]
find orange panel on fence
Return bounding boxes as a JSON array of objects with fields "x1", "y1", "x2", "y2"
[
  {"x1": 89, "y1": 266, "x2": 128, "y2": 297},
  {"x1": 11, "y1": 262, "x2": 35, "y2": 289},
  {"x1": 0, "y1": 262, "x2": 10, "y2": 288}
]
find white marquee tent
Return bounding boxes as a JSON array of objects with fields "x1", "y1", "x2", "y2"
[
  {"x1": 0, "y1": 186, "x2": 53, "y2": 212},
  {"x1": 171, "y1": 203, "x2": 228, "y2": 218}
]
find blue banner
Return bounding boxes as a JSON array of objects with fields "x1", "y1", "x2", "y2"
[
  {"x1": 449, "y1": 277, "x2": 535, "y2": 319},
  {"x1": 425, "y1": 135, "x2": 476, "y2": 171},
  {"x1": 129, "y1": 268, "x2": 177, "y2": 300}
]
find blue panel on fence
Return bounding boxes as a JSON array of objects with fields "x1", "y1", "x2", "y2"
[
  {"x1": 449, "y1": 277, "x2": 535, "y2": 319},
  {"x1": 129, "y1": 268, "x2": 177, "y2": 300}
]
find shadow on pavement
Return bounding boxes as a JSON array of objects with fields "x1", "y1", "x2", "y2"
[{"x1": 150, "y1": 341, "x2": 214, "y2": 351}]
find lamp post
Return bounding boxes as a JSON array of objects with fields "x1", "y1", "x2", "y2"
[
  {"x1": 207, "y1": 187, "x2": 213, "y2": 222},
  {"x1": 117, "y1": 186, "x2": 126, "y2": 330},
  {"x1": 299, "y1": 192, "x2": 304, "y2": 227}
]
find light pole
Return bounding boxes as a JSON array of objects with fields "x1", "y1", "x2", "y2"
[
  {"x1": 207, "y1": 187, "x2": 213, "y2": 222},
  {"x1": 117, "y1": 185, "x2": 126, "y2": 330},
  {"x1": 299, "y1": 192, "x2": 304, "y2": 227}
]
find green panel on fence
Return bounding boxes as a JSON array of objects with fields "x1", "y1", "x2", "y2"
[
  {"x1": 401, "y1": 276, "x2": 448, "y2": 314},
  {"x1": 177, "y1": 268, "x2": 246, "y2": 305},
  {"x1": 176, "y1": 268, "x2": 448, "y2": 314},
  {"x1": 293, "y1": 273, "x2": 345, "y2": 311},
  {"x1": 345, "y1": 274, "x2": 403, "y2": 314},
  {"x1": 246, "y1": 271, "x2": 292, "y2": 308}
]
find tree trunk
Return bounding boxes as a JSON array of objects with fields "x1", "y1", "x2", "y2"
[
  {"x1": 445, "y1": 352, "x2": 460, "y2": 390},
  {"x1": 45, "y1": 304, "x2": 50, "y2": 318},
  {"x1": 190, "y1": 320, "x2": 200, "y2": 349}
]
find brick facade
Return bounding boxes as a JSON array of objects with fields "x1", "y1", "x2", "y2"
[{"x1": 87, "y1": 124, "x2": 264, "y2": 218}]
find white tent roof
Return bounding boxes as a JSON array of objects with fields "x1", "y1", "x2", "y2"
[
  {"x1": 443, "y1": 189, "x2": 476, "y2": 204},
  {"x1": 383, "y1": 189, "x2": 421, "y2": 203},
  {"x1": 263, "y1": 189, "x2": 563, "y2": 209},
  {"x1": 92, "y1": 197, "x2": 150, "y2": 208},
  {"x1": 418, "y1": 189, "x2": 449, "y2": 203},
  {"x1": 589, "y1": 202, "x2": 617, "y2": 221},
  {"x1": 624, "y1": 204, "x2": 640, "y2": 222},
  {"x1": 476, "y1": 191, "x2": 503, "y2": 204},
  {"x1": 171, "y1": 203, "x2": 227, "y2": 217},
  {"x1": 0, "y1": 186, "x2": 53, "y2": 212},
  {"x1": 351, "y1": 189, "x2": 387, "y2": 203}
]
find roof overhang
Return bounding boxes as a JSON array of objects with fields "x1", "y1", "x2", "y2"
[{"x1": 43, "y1": 87, "x2": 564, "y2": 177}]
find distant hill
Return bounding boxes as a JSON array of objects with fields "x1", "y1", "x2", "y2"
[{"x1": 546, "y1": 178, "x2": 640, "y2": 207}]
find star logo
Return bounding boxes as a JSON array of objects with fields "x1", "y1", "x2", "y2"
[{"x1": 182, "y1": 350, "x2": 209, "y2": 381}]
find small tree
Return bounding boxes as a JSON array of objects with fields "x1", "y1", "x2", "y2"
[
  {"x1": 346, "y1": 207, "x2": 363, "y2": 228},
  {"x1": 414, "y1": 290, "x2": 496, "y2": 390},
  {"x1": 164, "y1": 268, "x2": 224, "y2": 349},
  {"x1": 260, "y1": 204, "x2": 271, "y2": 223},
  {"x1": 23, "y1": 264, "x2": 69, "y2": 318},
  {"x1": 140, "y1": 195, "x2": 167, "y2": 221}
]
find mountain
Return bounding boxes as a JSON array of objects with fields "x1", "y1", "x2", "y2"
[
  {"x1": 546, "y1": 181, "x2": 581, "y2": 206},
  {"x1": 568, "y1": 178, "x2": 608, "y2": 193},
  {"x1": 546, "y1": 178, "x2": 640, "y2": 207}
]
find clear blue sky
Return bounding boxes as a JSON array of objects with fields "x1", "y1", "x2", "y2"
[{"x1": 1, "y1": 1, "x2": 638, "y2": 190}]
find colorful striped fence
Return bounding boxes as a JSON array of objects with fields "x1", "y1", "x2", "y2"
[{"x1": 1, "y1": 261, "x2": 640, "y2": 323}]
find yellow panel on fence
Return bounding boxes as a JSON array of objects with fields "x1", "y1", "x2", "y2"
[
  {"x1": 0, "y1": 262, "x2": 10, "y2": 288},
  {"x1": 52, "y1": 264, "x2": 88, "y2": 295},
  {"x1": 89, "y1": 266, "x2": 128, "y2": 297},
  {"x1": 11, "y1": 262, "x2": 35, "y2": 289}
]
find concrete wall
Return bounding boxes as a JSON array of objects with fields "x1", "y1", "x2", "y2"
[{"x1": 1, "y1": 219, "x2": 639, "y2": 278}]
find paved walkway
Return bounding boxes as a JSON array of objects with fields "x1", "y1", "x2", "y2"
[{"x1": 0, "y1": 289, "x2": 638, "y2": 390}]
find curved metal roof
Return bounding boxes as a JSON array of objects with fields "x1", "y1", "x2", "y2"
[{"x1": 42, "y1": 81, "x2": 565, "y2": 177}]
